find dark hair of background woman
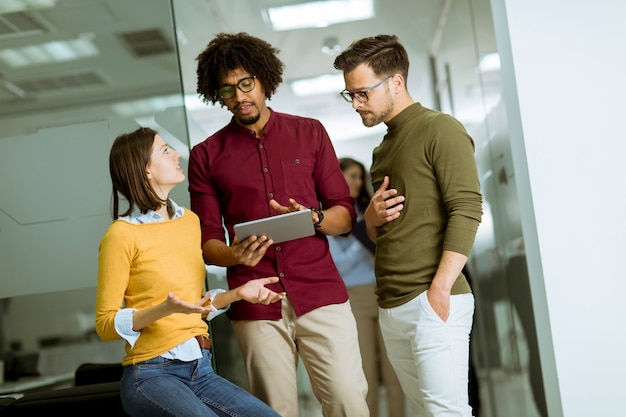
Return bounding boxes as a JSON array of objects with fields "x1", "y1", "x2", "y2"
[{"x1": 339, "y1": 157, "x2": 371, "y2": 213}]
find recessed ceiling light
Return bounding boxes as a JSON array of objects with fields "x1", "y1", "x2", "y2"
[
  {"x1": 477, "y1": 52, "x2": 500, "y2": 73},
  {"x1": 265, "y1": 0, "x2": 374, "y2": 32},
  {"x1": 321, "y1": 36, "x2": 342, "y2": 56}
]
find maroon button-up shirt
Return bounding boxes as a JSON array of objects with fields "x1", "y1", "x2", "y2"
[{"x1": 188, "y1": 109, "x2": 356, "y2": 320}]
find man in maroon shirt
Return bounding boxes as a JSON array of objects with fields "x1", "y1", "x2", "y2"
[{"x1": 188, "y1": 32, "x2": 370, "y2": 417}]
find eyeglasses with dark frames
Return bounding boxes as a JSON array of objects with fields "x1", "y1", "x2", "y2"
[
  {"x1": 340, "y1": 75, "x2": 392, "y2": 103},
  {"x1": 218, "y1": 75, "x2": 257, "y2": 99}
]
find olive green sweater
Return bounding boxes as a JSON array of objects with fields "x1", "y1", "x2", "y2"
[
  {"x1": 371, "y1": 103, "x2": 483, "y2": 308},
  {"x1": 95, "y1": 210, "x2": 209, "y2": 365}
]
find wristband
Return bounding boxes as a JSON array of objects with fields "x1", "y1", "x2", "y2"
[{"x1": 308, "y1": 207, "x2": 324, "y2": 228}]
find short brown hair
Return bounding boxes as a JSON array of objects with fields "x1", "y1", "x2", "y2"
[{"x1": 334, "y1": 34, "x2": 409, "y2": 82}]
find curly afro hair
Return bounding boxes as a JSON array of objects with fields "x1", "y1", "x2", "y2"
[{"x1": 196, "y1": 32, "x2": 284, "y2": 106}]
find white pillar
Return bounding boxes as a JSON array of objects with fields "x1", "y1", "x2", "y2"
[{"x1": 490, "y1": 0, "x2": 626, "y2": 416}]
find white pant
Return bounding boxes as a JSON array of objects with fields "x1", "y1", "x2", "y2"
[{"x1": 379, "y1": 292, "x2": 475, "y2": 417}]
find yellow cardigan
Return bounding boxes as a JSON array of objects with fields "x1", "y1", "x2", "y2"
[{"x1": 95, "y1": 209, "x2": 209, "y2": 365}]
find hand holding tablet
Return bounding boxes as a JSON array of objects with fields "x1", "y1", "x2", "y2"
[{"x1": 234, "y1": 209, "x2": 315, "y2": 244}]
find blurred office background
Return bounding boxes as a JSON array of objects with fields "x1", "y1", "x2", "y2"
[{"x1": 0, "y1": 1, "x2": 624, "y2": 416}]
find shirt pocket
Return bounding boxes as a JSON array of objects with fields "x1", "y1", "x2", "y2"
[{"x1": 281, "y1": 158, "x2": 316, "y2": 197}]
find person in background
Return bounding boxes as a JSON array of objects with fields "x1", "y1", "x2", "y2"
[
  {"x1": 328, "y1": 157, "x2": 407, "y2": 417},
  {"x1": 188, "y1": 32, "x2": 369, "y2": 417},
  {"x1": 334, "y1": 34, "x2": 483, "y2": 417},
  {"x1": 95, "y1": 126, "x2": 283, "y2": 417}
]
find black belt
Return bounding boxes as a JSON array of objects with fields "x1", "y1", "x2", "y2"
[{"x1": 195, "y1": 335, "x2": 211, "y2": 349}]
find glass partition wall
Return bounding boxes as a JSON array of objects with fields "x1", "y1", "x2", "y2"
[
  {"x1": 0, "y1": 0, "x2": 190, "y2": 378},
  {"x1": 434, "y1": 1, "x2": 548, "y2": 417},
  {"x1": 0, "y1": 1, "x2": 549, "y2": 416}
]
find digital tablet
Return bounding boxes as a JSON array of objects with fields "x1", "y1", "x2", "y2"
[{"x1": 234, "y1": 209, "x2": 316, "y2": 244}]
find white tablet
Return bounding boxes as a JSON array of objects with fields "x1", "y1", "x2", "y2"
[{"x1": 234, "y1": 209, "x2": 316, "y2": 244}]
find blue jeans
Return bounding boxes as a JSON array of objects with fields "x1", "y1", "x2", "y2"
[{"x1": 120, "y1": 348, "x2": 280, "y2": 417}]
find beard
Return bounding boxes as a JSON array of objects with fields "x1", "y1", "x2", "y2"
[
  {"x1": 231, "y1": 101, "x2": 262, "y2": 126},
  {"x1": 358, "y1": 100, "x2": 394, "y2": 127},
  {"x1": 238, "y1": 112, "x2": 261, "y2": 126}
]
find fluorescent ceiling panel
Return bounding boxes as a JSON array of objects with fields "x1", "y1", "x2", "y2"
[
  {"x1": 0, "y1": 0, "x2": 56, "y2": 14},
  {"x1": 112, "y1": 94, "x2": 185, "y2": 118},
  {"x1": 0, "y1": 34, "x2": 98, "y2": 67},
  {"x1": 266, "y1": 0, "x2": 374, "y2": 31}
]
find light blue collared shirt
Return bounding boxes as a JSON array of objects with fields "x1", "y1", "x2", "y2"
[{"x1": 113, "y1": 199, "x2": 228, "y2": 361}]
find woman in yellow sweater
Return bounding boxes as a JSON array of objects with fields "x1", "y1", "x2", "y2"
[{"x1": 96, "y1": 127, "x2": 283, "y2": 417}]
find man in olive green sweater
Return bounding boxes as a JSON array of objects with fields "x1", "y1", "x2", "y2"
[{"x1": 334, "y1": 35, "x2": 483, "y2": 417}]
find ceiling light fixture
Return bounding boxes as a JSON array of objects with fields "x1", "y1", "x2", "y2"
[
  {"x1": 291, "y1": 73, "x2": 345, "y2": 97},
  {"x1": 477, "y1": 52, "x2": 501, "y2": 73},
  {"x1": 0, "y1": 34, "x2": 98, "y2": 67},
  {"x1": 265, "y1": 0, "x2": 374, "y2": 32},
  {"x1": 113, "y1": 95, "x2": 184, "y2": 118},
  {"x1": 0, "y1": 0, "x2": 57, "y2": 14},
  {"x1": 321, "y1": 36, "x2": 342, "y2": 56}
]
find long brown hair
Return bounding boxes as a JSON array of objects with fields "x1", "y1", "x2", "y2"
[
  {"x1": 339, "y1": 157, "x2": 371, "y2": 213},
  {"x1": 109, "y1": 127, "x2": 166, "y2": 219}
]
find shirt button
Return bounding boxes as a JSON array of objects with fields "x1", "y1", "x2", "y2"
[
  {"x1": 259, "y1": 144, "x2": 264, "y2": 149},
  {"x1": 263, "y1": 167, "x2": 268, "y2": 172},
  {"x1": 268, "y1": 193, "x2": 273, "y2": 198},
  {"x1": 279, "y1": 272, "x2": 285, "y2": 278},
  {"x1": 295, "y1": 159, "x2": 300, "y2": 164},
  {"x1": 276, "y1": 246, "x2": 281, "y2": 251}
]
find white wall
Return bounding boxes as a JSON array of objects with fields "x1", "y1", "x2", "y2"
[
  {"x1": 331, "y1": 134, "x2": 382, "y2": 170},
  {"x1": 491, "y1": 0, "x2": 626, "y2": 415}
]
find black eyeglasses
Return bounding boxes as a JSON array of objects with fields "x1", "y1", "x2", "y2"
[
  {"x1": 340, "y1": 75, "x2": 392, "y2": 103},
  {"x1": 217, "y1": 75, "x2": 257, "y2": 99}
]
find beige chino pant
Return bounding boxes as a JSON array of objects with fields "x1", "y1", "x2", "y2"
[{"x1": 233, "y1": 297, "x2": 370, "y2": 417}]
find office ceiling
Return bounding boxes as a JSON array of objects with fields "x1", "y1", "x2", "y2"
[{"x1": 0, "y1": 0, "x2": 501, "y2": 143}]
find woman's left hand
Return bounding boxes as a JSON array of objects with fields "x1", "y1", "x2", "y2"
[{"x1": 165, "y1": 291, "x2": 216, "y2": 315}]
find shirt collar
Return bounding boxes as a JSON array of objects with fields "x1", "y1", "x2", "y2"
[
  {"x1": 228, "y1": 107, "x2": 275, "y2": 138},
  {"x1": 120, "y1": 199, "x2": 184, "y2": 224}
]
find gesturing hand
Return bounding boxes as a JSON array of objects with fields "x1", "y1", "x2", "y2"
[
  {"x1": 164, "y1": 292, "x2": 216, "y2": 316},
  {"x1": 364, "y1": 176, "x2": 405, "y2": 227},
  {"x1": 268, "y1": 198, "x2": 305, "y2": 214},
  {"x1": 269, "y1": 198, "x2": 322, "y2": 227},
  {"x1": 237, "y1": 276, "x2": 286, "y2": 305}
]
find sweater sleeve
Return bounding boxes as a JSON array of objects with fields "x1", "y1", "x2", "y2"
[
  {"x1": 430, "y1": 115, "x2": 483, "y2": 256},
  {"x1": 95, "y1": 222, "x2": 133, "y2": 342}
]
